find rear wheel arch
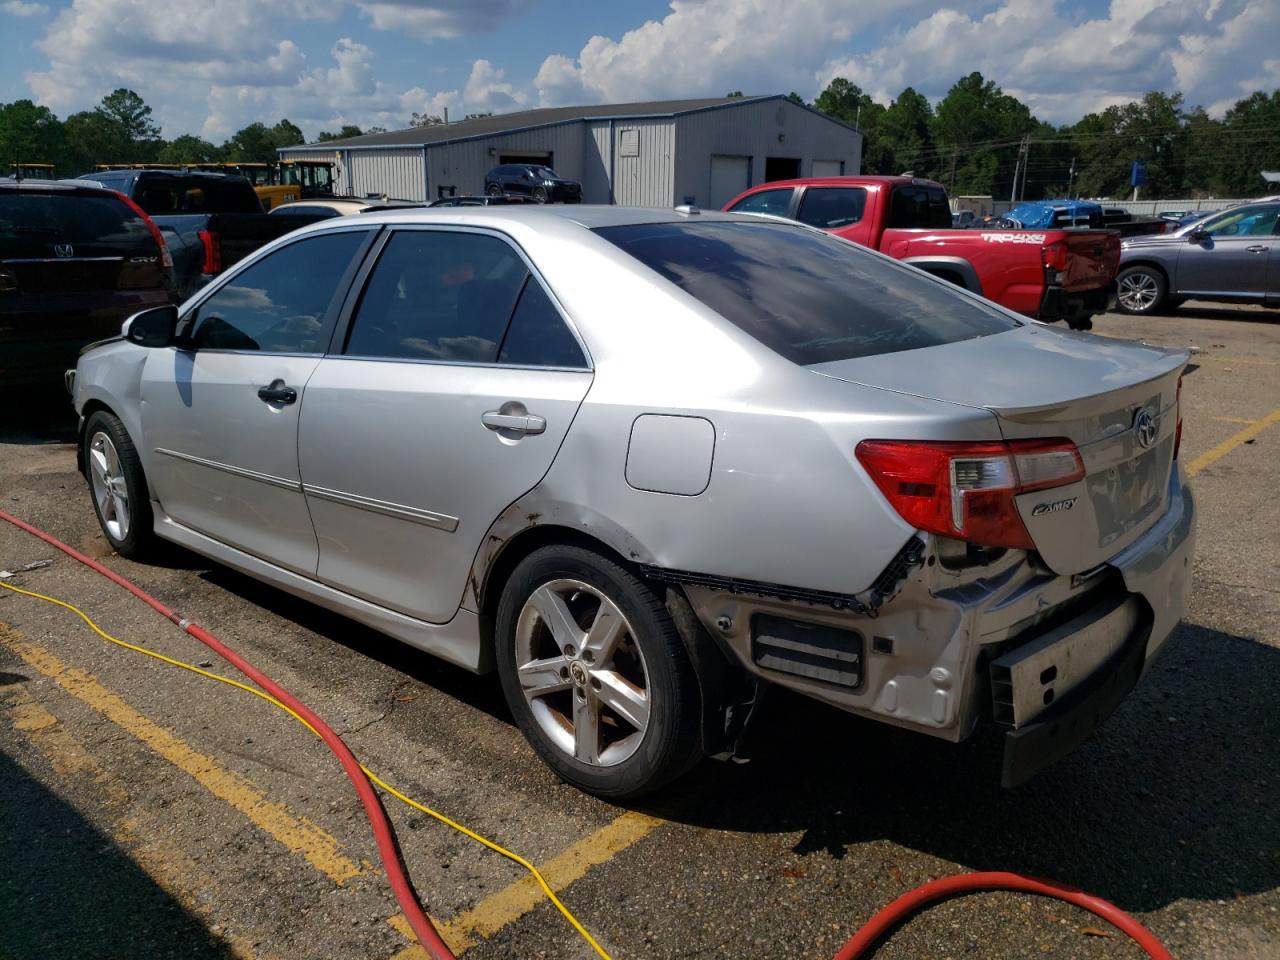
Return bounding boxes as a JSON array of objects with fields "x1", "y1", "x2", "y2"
[{"x1": 902, "y1": 257, "x2": 984, "y2": 295}]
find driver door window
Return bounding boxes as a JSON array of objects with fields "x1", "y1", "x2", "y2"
[{"x1": 188, "y1": 231, "x2": 369, "y2": 353}]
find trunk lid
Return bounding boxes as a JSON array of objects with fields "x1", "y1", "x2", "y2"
[{"x1": 812, "y1": 324, "x2": 1186, "y2": 574}]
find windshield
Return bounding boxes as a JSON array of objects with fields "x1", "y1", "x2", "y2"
[
  {"x1": 530, "y1": 166, "x2": 558, "y2": 179},
  {"x1": 595, "y1": 220, "x2": 1019, "y2": 364},
  {"x1": 133, "y1": 175, "x2": 261, "y2": 214}
]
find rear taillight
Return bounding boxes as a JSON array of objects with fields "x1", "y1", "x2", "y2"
[
  {"x1": 855, "y1": 438, "x2": 1085, "y2": 551},
  {"x1": 1042, "y1": 239, "x2": 1070, "y2": 273},
  {"x1": 115, "y1": 191, "x2": 174, "y2": 269},
  {"x1": 1174, "y1": 376, "x2": 1184, "y2": 460},
  {"x1": 198, "y1": 230, "x2": 222, "y2": 275}
]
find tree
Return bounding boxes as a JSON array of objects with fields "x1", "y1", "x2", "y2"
[
  {"x1": 1218, "y1": 90, "x2": 1280, "y2": 195},
  {"x1": 787, "y1": 92, "x2": 805, "y2": 105},
  {"x1": 813, "y1": 78, "x2": 890, "y2": 172},
  {"x1": 64, "y1": 109, "x2": 129, "y2": 169},
  {"x1": 98, "y1": 88, "x2": 160, "y2": 143},
  {"x1": 157, "y1": 134, "x2": 220, "y2": 163},
  {"x1": 878, "y1": 87, "x2": 935, "y2": 177},
  {"x1": 931, "y1": 72, "x2": 1037, "y2": 196},
  {"x1": 0, "y1": 99, "x2": 68, "y2": 172},
  {"x1": 223, "y1": 118, "x2": 304, "y2": 162},
  {"x1": 317, "y1": 125, "x2": 364, "y2": 142},
  {"x1": 1069, "y1": 92, "x2": 1185, "y2": 198},
  {"x1": 410, "y1": 111, "x2": 444, "y2": 127},
  {"x1": 725, "y1": 91, "x2": 744, "y2": 98}
]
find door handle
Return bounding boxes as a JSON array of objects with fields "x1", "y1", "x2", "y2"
[
  {"x1": 1246, "y1": 245, "x2": 1269, "y2": 253},
  {"x1": 482, "y1": 411, "x2": 546, "y2": 435},
  {"x1": 257, "y1": 381, "x2": 297, "y2": 405}
]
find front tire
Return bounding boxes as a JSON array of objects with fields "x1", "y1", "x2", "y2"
[
  {"x1": 495, "y1": 545, "x2": 703, "y2": 798},
  {"x1": 486, "y1": 184, "x2": 502, "y2": 197},
  {"x1": 1115, "y1": 265, "x2": 1167, "y2": 315},
  {"x1": 532, "y1": 186, "x2": 548, "y2": 204},
  {"x1": 83, "y1": 410, "x2": 156, "y2": 559}
]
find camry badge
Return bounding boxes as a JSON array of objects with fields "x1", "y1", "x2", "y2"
[
  {"x1": 1032, "y1": 497, "x2": 1077, "y2": 517},
  {"x1": 1133, "y1": 408, "x2": 1158, "y2": 449}
]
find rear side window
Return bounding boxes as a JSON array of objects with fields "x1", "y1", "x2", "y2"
[
  {"x1": 0, "y1": 191, "x2": 154, "y2": 259},
  {"x1": 345, "y1": 230, "x2": 527, "y2": 363},
  {"x1": 595, "y1": 220, "x2": 1018, "y2": 365},
  {"x1": 498, "y1": 279, "x2": 587, "y2": 368},
  {"x1": 889, "y1": 185, "x2": 952, "y2": 229},
  {"x1": 796, "y1": 187, "x2": 867, "y2": 229},
  {"x1": 133, "y1": 175, "x2": 261, "y2": 215},
  {"x1": 728, "y1": 189, "x2": 793, "y2": 217},
  {"x1": 189, "y1": 231, "x2": 368, "y2": 353}
]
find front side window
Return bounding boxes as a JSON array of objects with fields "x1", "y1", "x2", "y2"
[
  {"x1": 596, "y1": 220, "x2": 1018, "y2": 365},
  {"x1": 796, "y1": 187, "x2": 868, "y2": 229},
  {"x1": 188, "y1": 231, "x2": 368, "y2": 353},
  {"x1": 728, "y1": 189, "x2": 793, "y2": 218},
  {"x1": 1200, "y1": 205, "x2": 1280, "y2": 237},
  {"x1": 345, "y1": 230, "x2": 527, "y2": 363}
]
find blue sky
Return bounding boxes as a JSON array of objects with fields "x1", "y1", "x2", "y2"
[{"x1": 1, "y1": 0, "x2": 1276, "y2": 142}]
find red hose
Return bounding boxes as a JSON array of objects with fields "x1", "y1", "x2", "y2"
[
  {"x1": 832, "y1": 870, "x2": 1174, "y2": 960},
  {"x1": 2, "y1": 510, "x2": 1174, "y2": 960},
  {"x1": 0, "y1": 509, "x2": 456, "y2": 960}
]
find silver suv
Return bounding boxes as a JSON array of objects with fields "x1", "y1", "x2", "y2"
[
  {"x1": 71, "y1": 206, "x2": 1195, "y2": 797},
  {"x1": 1116, "y1": 200, "x2": 1280, "y2": 314}
]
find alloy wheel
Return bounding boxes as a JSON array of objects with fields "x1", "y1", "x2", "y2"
[
  {"x1": 88, "y1": 431, "x2": 130, "y2": 542},
  {"x1": 1117, "y1": 271, "x2": 1159, "y2": 312},
  {"x1": 514, "y1": 579, "x2": 650, "y2": 766}
]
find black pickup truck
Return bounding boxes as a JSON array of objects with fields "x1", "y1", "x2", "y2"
[{"x1": 78, "y1": 169, "x2": 323, "y2": 299}]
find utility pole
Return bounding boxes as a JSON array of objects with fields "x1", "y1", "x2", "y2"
[
  {"x1": 1011, "y1": 135, "x2": 1029, "y2": 203},
  {"x1": 949, "y1": 147, "x2": 958, "y2": 192},
  {"x1": 1067, "y1": 156, "x2": 1076, "y2": 198}
]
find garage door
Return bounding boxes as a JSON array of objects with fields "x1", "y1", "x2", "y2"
[
  {"x1": 709, "y1": 155, "x2": 750, "y2": 209},
  {"x1": 812, "y1": 160, "x2": 845, "y2": 177}
]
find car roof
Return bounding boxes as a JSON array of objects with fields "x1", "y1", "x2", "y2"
[
  {"x1": 344, "y1": 204, "x2": 747, "y2": 231},
  {"x1": 739, "y1": 175, "x2": 941, "y2": 192},
  {"x1": 0, "y1": 177, "x2": 120, "y2": 196}
]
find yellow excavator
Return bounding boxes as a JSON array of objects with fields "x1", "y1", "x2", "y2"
[{"x1": 9, "y1": 162, "x2": 56, "y2": 180}]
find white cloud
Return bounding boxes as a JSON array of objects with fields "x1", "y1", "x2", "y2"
[
  {"x1": 356, "y1": 0, "x2": 518, "y2": 41},
  {"x1": 2, "y1": 0, "x2": 49, "y2": 15},
  {"x1": 817, "y1": 0, "x2": 1280, "y2": 123},
  {"x1": 532, "y1": 0, "x2": 917, "y2": 107},
  {"x1": 462, "y1": 58, "x2": 527, "y2": 113}
]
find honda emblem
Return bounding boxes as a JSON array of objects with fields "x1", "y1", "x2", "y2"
[{"x1": 54, "y1": 243, "x2": 74, "y2": 258}]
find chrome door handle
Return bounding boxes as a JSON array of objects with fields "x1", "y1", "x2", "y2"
[
  {"x1": 257, "y1": 381, "x2": 297, "y2": 405},
  {"x1": 1246, "y1": 245, "x2": 1269, "y2": 253},
  {"x1": 482, "y1": 411, "x2": 546, "y2": 434}
]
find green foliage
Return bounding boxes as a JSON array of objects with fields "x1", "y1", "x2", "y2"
[
  {"x1": 0, "y1": 99, "x2": 68, "y2": 172},
  {"x1": 223, "y1": 119, "x2": 305, "y2": 162},
  {"x1": 156, "y1": 134, "x2": 221, "y2": 164},
  {"x1": 317, "y1": 125, "x2": 364, "y2": 142}
]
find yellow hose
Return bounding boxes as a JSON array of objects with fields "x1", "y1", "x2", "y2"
[{"x1": 0, "y1": 577, "x2": 612, "y2": 960}]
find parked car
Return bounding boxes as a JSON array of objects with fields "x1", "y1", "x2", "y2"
[
  {"x1": 725, "y1": 176, "x2": 1120, "y2": 330},
  {"x1": 70, "y1": 205, "x2": 1194, "y2": 798},
  {"x1": 483, "y1": 164, "x2": 581, "y2": 203},
  {"x1": 1115, "y1": 199, "x2": 1280, "y2": 314},
  {"x1": 1, "y1": 178, "x2": 174, "y2": 393},
  {"x1": 429, "y1": 195, "x2": 529, "y2": 207},
  {"x1": 79, "y1": 169, "x2": 323, "y2": 299},
  {"x1": 951, "y1": 210, "x2": 978, "y2": 227},
  {"x1": 270, "y1": 198, "x2": 426, "y2": 219}
]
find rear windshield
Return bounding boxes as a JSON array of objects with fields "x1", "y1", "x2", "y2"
[
  {"x1": 133, "y1": 175, "x2": 261, "y2": 215},
  {"x1": 594, "y1": 220, "x2": 1018, "y2": 364},
  {"x1": 0, "y1": 191, "x2": 154, "y2": 259}
]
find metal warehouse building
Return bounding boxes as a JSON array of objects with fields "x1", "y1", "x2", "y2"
[{"x1": 279, "y1": 95, "x2": 861, "y2": 209}]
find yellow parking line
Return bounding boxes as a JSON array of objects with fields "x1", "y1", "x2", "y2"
[
  {"x1": 387, "y1": 810, "x2": 663, "y2": 957},
  {"x1": 1211, "y1": 416, "x2": 1257, "y2": 425},
  {"x1": 2, "y1": 681, "x2": 278, "y2": 960},
  {"x1": 1187, "y1": 406, "x2": 1280, "y2": 477},
  {"x1": 0, "y1": 622, "x2": 364, "y2": 886}
]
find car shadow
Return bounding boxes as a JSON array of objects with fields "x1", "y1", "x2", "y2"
[
  {"x1": 0, "y1": 390, "x2": 78, "y2": 444},
  {"x1": 640, "y1": 620, "x2": 1279, "y2": 914},
  {"x1": 0, "y1": 736, "x2": 237, "y2": 958},
  {"x1": 1167, "y1": 305, "x2": 1280, "y2": 325},
  {"x1": 197, "y1": 565, "x2": 512, "y2": 724}
]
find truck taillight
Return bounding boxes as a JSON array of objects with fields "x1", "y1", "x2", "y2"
[
  {"x1": 116, "y1": 192, "x2": 173, "y2": 269},
  {"x1": 855, "y1": 438, "x2": 1085, "y2": 551},
  {"x1": 198, "y1": 230, "x2": 222, "y2": 275},
  {"x1": 1042, "y1": 239, "x2": 1070, "y2": 273},
  {"x1": 1174, "y1": 376, "x2": 1184, "y2": 460}
]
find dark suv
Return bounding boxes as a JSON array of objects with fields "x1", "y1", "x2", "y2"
[
  {"x1": 0, "y1": 179, "x2": 175, "y2": 392},
  {"x1": 483, "y1": 164, "x2": 581, "y2": 203}
]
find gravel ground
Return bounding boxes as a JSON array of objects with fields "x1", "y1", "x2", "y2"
[{"x1": 1, "y1": 301, "x2": 1277, "y2": 960}]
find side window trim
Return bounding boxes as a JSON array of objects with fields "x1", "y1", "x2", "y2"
[
  {"x1": 328, "y1": 223, "x2": 593, "y2": 371},
  {"x1": 179, "y1": 226, "x2": 378, "y2": 355}
]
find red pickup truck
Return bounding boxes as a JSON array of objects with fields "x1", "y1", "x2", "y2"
[{"x1": 723, "y1": 176, "x2": 1119, "y2": 330}]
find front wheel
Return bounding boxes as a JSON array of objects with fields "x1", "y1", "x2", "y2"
[
  {"x1": 532, "y1": 186, "x2": 548, "y2": 204},
  {"x1": 83, "y1": 410, "x2": 157, "y2": 559},
  {"x1": 486, "y1": 184, "x2": 502, "y2": 197},
  {"x1": 1115, "y1": 266, "x2": 1167, "y2": 315},
  {"x1": 495, "y1": 545, "x2": 703, "y2": 798}
]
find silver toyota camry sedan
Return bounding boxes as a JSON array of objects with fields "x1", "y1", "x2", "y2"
[{"x1": 70, "y1": 205, "x2": 1195, "y2": 798}]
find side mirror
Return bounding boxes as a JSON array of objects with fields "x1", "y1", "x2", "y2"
[
  {"x1": 122, "y1": 304, "x2": 178, "y2": 347},
  {"x1": 1187, "y1": 227, "x2": 1207, "y2": 243}
]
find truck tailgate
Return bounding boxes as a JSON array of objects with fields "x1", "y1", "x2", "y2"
[{"x1": 1056, "y1": 230, "x2": 1120, "y2": 291}]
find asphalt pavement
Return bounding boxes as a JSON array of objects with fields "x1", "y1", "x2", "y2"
[{"x1": 1, "y1": 301, "x2": 1277, "y2": 960}]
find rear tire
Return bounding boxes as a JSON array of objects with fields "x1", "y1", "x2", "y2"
[
  {"x1": 495, "y1": 545, "x2": 703, "y2": 798},
  {"x1": 83, "y1": 410, "x2": 157, "y2": 560},
  {"x1": 1115, "y1": 265, "x2": 1167, "y2": 315}
]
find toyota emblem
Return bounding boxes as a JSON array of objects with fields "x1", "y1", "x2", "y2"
[{"x1": 1133, "y1": 408, "x2": 1158, "y2": 449}]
